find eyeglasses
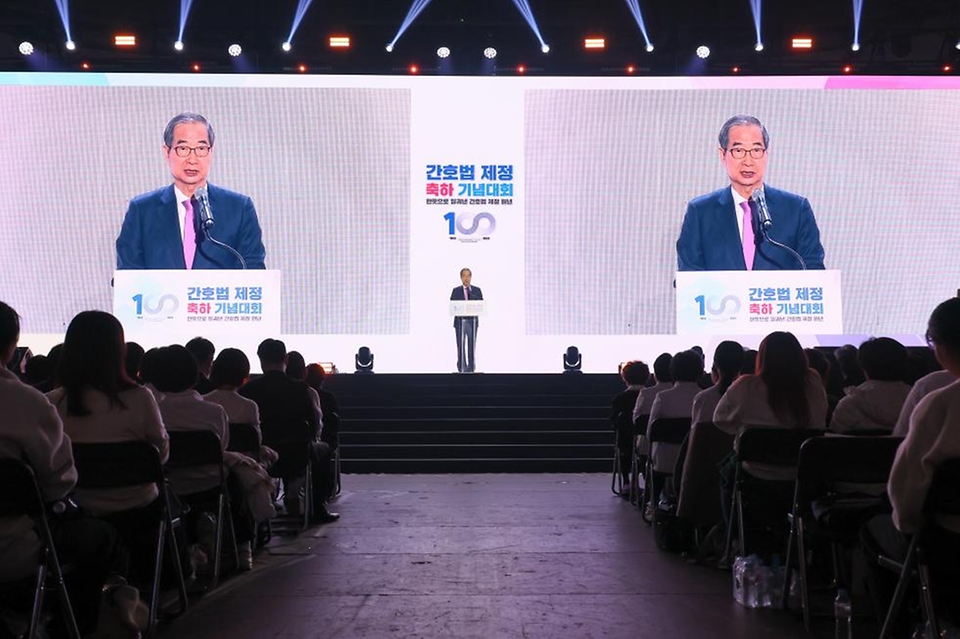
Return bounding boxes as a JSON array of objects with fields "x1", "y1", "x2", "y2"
[
  {"x1": 726, "y1": 147, "x2": 766, "y2": 160},
  {"x1": 170, "y1": 144, "x2": 211, "y2": 158}
]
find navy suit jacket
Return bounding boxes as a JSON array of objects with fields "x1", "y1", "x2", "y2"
[
  {"x1": 450, "y1": 285, "x2": 483, "y2": 328},
  {"x1": 676, "y1": 185, "x2": 825, "y2": 271},
  {"x1": 116, "y1": 183, "x2": 266, "y2": 269}
]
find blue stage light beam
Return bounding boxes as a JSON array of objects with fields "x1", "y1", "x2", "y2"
[
  {"x1": 177, "y1": 0, "x2": 196, "y2": 44},
  {"x1": 387, "y1": 0, "x2": 436, "y2": 51},
  {"x1": 851, "y1": 0, "x2": 864, "y2": 50},
  {"x1": 508, "y1": 0, "x2": 549, "y2": 50},
  {"x1": 285, "y1": 0, "x2": 317, "y2": 47},
  {"x1": 623, "y1": 0, "x2": 653, "y2": 51},
  {"x1": 748, "y1": 0, "x2": 762, "y2": 50},
  {"x1": 51, "y1": 0, "x2": 73, "y2": 46}
]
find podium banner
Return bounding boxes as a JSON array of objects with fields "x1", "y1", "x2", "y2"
[
  {"x1": 449, "y1": 300, "x2": 486, "y2": 317},
  {"x1": 676, "y1": 270, "x2": 843, "y2": 335},
  {"x1": 113, "y1": 270, "x2": 281, "y2": 342}
]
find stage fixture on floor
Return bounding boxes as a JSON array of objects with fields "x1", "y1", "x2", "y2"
[
  {"x1": 355, "y1": 346, "x2": 374, "y2": 374},
  {"x1": 563, "y1": 346, "x2": 582, "y2": 373}
]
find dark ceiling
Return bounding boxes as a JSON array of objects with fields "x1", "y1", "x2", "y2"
[{"x1": 1, "y1": 0, "x2": 958, "y2": 74}]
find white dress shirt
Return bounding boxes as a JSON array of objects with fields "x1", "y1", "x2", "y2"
[
  {"x1": 830, "y1": 379, "x2": 912, "y2": 433},
  {"x1": 889, "y1": 379, "x2": 960, "y2": 534},
  {"x1": 893, "y1": 370, "x2": 956, "y2": 437},
  {"x1": 48, "y1": 385, "x2": 168, "y2": 516}
]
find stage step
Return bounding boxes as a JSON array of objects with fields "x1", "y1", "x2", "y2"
[{"x1": 327, "y1": 373, "x2": 623, "y2": 474}]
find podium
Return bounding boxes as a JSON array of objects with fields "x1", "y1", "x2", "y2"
[
  {"x1": 675, "y1": 270, "x2": 842, "y2": 335},
  {"x1": 450, "y1": 300, "x2": 485, "y2": 373},
  {"x1": 113, "y1": 270, "x2": 281, "y2": 344}
]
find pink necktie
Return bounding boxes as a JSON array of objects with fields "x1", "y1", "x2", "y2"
[
  {"x1": 740, "y1": 201, "x2": 755, "y2": 271},
  {"x1": 183, "y1": 198, "x2": 196, "y2": 270},
  {"x1": 464, "y1": 286, "x2": 469, "y2": 300}
]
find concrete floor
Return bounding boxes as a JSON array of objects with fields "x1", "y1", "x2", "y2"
[{"x1": 159, "y1": 474, "x2": 837, "y2": 639}]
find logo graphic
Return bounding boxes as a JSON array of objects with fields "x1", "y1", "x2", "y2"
[
  {"x1": 131, "y1": 293, "x2": 179, "y2": 320},
  {"x1": 443, "y1": 211, "x2": 496, "y2": 242},
  {"x1": 694, "y1": 294, "x2": 742, "y2": 320}
]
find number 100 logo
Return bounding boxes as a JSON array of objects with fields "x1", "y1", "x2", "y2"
[{"x1": 443, "y1": 211, "x2": 496, "y2": 239}]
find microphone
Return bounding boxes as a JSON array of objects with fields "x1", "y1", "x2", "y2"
[
  {"x1": 194, "y1": 185, "x2": 215, "y2": 231},
  {"x1": 750, "y1": 189, "x2": 773, "y2": 232},
  {"x1": 192, "y1": 186, "x2": 248, "y2": 269}
]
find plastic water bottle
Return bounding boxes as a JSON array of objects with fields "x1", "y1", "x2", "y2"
[{"x1": 834, "y1": 589, "x2": 852, "y2": 639}]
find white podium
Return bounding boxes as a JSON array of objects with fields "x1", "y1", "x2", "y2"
[
  {"x1": 450, "y1": 300, "x2": 485, "y2": 373},
  {"x1": 675, "y1": 270, "x2": 843, "y2": 335},
  {"x1": 113, "y1": 269, "x2": 281, "y2": 344}
]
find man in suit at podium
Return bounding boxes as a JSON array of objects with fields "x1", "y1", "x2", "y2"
[
  {"x1": 676, "y1": 115, "x2": 825, "y2": 271},
  {"x1": 116, "y1": 112, "x2": 266, "y2": 270},
  {"x1": 450, "y1": 268, "x2": 483, "y2": 373}
]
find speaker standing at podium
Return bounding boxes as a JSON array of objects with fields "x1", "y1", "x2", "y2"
[{"x1": 451, "y1": 268, "x2": 483, "y2": 373}]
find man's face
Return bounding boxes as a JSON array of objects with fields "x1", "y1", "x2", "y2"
[
  {"x1": 719, "y1": 124, "x2": 767, "y2": 195},
  {"x1": 164, "y1": 122, "x2": 213, "y2": 194},
  {"x1": 460, "y1": 271, "x2": 472, "y2": 286}
]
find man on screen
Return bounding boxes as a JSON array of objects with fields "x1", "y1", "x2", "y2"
[
  {"x1": 676, "y1": 115, "x2": 825, "y2": 271},
  {"x1": 450, "y1": 268, "x2": 483, "y2": 373},
  {"x1": 116, "y1": 112, "x2": 266, "y2": 269}
]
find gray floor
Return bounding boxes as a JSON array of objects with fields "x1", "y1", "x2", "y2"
[{"x1": 160, "y1": 474, "x2": 825, "y2": 639}]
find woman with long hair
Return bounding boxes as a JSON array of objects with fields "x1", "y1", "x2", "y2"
[{"x1": 47, "y1": 311, "x2": 168, "y2": 515}]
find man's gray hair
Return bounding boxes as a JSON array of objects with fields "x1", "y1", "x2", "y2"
[
  {"x1": 718, "y1": 115, "x2": 768, "y2": 150},
  {"x1": 163, "y1": 112, "x2": 215, "y2": 148}
]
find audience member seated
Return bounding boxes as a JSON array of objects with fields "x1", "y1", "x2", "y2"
[
  {"x1": 834, "y1": 344, "x2": 867, "y2": 393},
  {"x1": 610, "y1": 360, "x2": 648, "y2": 493},
  {"x1": 154, "y1": 345, "x2": 271, "y2": 571},
  {"x1": 204, "y1": 348, "x2": 278, "y2": 466},
  {"x1": 648, "y1": 351, "x2": 703, "y2": 484},
  {"x1": 139, "y1": 347, "x2": 165, "y2": 403},
  {"x1": 286, "y1": 351, "x2": 324, "y2": 425},
  {"x1": 240, "y1": 339, "x2": 338, "y2": 524},
  {"x1": 714, "y1": 331, "x2": 828, "y2": 479},
  {"x1": 740, "y1": 349, "x2": 757, "y2": 375},
  {"x1": 830, "y1": 337, "x2": 911, "y2": 433},
  {"x1": 677, "y1": 342, "x2": 743, "y2": 537},
  {"x1": 305, "y1": 364, "x2": 342, "y2": 451},
  {"x1": 804, "y1": 348, "x2": 840, "y2": 426},
  {"x1": 23, "y1": 354, "x2": 50, "y2": 390},
  {"x1": 632, "y1": 352, "x2": 672, "y2": 462},
  {"x1": 893, "y1": 368, "x2": 956, "y2": 437},
  {"x1": 861, "y1": 298, "x2": 960, "y2": 630},
  {"x1": 0, "y1": 302, "x2": 122, "y2": 637},
  {"x1": 46, "y1": 311, "x2": 168, "y2": 516},
  {"x1": 185, "y1": 336, "x2": 217, "y2": 395},
  {"x1": 125, "y1": 341, "x2": 145, "y2": 384},
  {"x1": 691, "y1": 341, "x2": 744, "y2": 427},
  {"x1": 689, "y1": 345, "x2": 714, "y2": 388}
]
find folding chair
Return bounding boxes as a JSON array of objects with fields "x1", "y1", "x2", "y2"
[
  {"x1": 227, "y1": 422, "x2": 261, "y2": 462},
  {"x1": 71, "y1": 441, "x2": 188, "y2": 633},
  {"x1": 642, "y1": 417, "x2": 692, "y2": 522},
  {"x1": 165, "y1": 430, "x2": 239, "y2": 588},
  {"x1": 879, "y1": 459, "x2": 960, "y2": 639},
  {"x1": 629, "y1": 414, "x2": 649, "y2": 508},
  {"x1": 723, "y1": 428, "x2": 824, "y2": 561},
  {"x1": 781, "y1": 435, "x2": 902, "y2": 630},
  {"x1": 610, "y1": 410, "x2": 632, "y2": 496},
  {"x1": 0, "y1": 460, "x2": 80, "y2": 639},
  {"x1": 332, "y1": 446, "x2": 342, "y2": 498}
]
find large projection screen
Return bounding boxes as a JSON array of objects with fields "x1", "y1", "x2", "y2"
[{"x1": 3, "y1": 73, "x2": 958, "y2": 372}]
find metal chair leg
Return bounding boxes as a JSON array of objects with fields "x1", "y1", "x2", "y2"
[
  {"x1": 917, "y1": 549, "x2": 939, "y2": 639},
  {"x1": 781, "y1": 518, "x2": 796, "y2": 611},
  {"x1": 163, "y1": 508, "x2": 188, "y2": 619},
  {"x1": 797, "y1": 517, "x2": 811, "y2": 631},
  {"x1": 611, "y1": 445, "x2": 622, "y2": 495},
  {"x1": 148, "y1": 519, "x2": 166, "y2": 633},
  {"x1": 880, "y1": 537, "x2": 918, "y2": 639}
]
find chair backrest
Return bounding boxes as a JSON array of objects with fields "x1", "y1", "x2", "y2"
[
  {"x1": 794, "y1": 435, "x2": 903, "y2": 505},
  {"x1": 737, "y1": 427, "x2": 824, "y2": 467},
  {"x1": 634, "y1": 413, "x2": 650, "y2": 434},
  {"x1": 924, "y1": 458, "x2": 960, "y2": 516},
  {"x1": 227, "y1": 422, "x2": 260, "y2": 456},
  {"x1": 648, "y1": 417, "x2": 692, "y2": 445},
  {"x1": 72, "y1": 441, "x2": 165, "y2": 489},
  {"x1": 0, "y1": 459, "x2": 45, "y2": 517},
  {"x1": 165, "y1": 430, "x2": 225, "y2": 469}
]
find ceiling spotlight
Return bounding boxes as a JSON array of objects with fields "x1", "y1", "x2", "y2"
[
  {"x1": 842, "y1": 64, "x2": 853, "y2": 74},
  {"x1": 174, "y1": 40, "x2": 184, "y2": 51},
  {"x1": 81, "y1": 61, "x2": 90, "y2": 70},
  {"x1": 851, "y1": 43, "x2": 860, "y2": 52},
  {"x1": 281, "y1": 41, "x2": 292, "y2": 52},
  {"x1": 484, "y1": 47, "x2": 497, "y2": 59},
  {"x1": 329, "y1": 36, "x2": 351, "y2": 49},
  {"x1": 696, "y1": 45, "x2": 711, "y2": 59},
  {"x1": 228, "y1": 44, "x2": 242, "y2": 57},
  {"x1": 754, "y1": 42, "x2": 764, "y2": 52},
  {"x1": 541, "y1": 44, "x2": 550, "y2": 54},
  {"x1": 385, "y1": 43, "x2": 394, "y2": 53},
  {"x1": 437, "y1": 46, "x2": 451, "y2": 58},
  {"x1": 645, "y1": 43, "x2": 655, "y2": 53},
  {"x1": 956, "y1": 40, "x2": 960, "y2": 51},
  {"x1": 298, "y1": 64, "x2": 307, "y2": 73},
  {"x1": 626, "y1": 65, "x2": 635, "y2": 74},
  {"x1": 517, "y1": 65, "x2": 526, "y2": 73},
  {"x1": 18, "y1": 41, "x2": 34, "y2": 56},
  {"x1": 65, "y1": 40, "x2": 76, "y2": 51},
  {"x1": 409, "y1": 64, "x2": 419, "y2": 74},
  {"x1": 944, "y1": 64, "x2": 953, "y2": 73},
  {"x1": 192, "y1": 63, "x2": 201, "y2": 72}
]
